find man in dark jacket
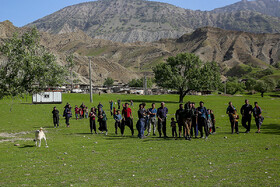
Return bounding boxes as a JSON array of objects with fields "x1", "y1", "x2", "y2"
[
  {"x1": 240, "y1": 99, "x2": 253, "y2": 133},
  {"x1": 197, "y1": 101, "x2": 209, "y2": 139},
  {"x1": 63, "y1": 104, "x2": 72, "y2": 127},
  {"x1": 157, "y1": 102, "x2": 168, "y2": 138},
  {"x1": 253, "y1": 102, "x2": 263, "y2": 133},
  {"x1": 175, "y1": 104, "x2": 184, "y2": 138},
  {"x1": 226, "y1": 101, "x2": 236, "y2": 132},
  {"x1": 52, "y1": 106, "x2": 59, "y2": 128}
]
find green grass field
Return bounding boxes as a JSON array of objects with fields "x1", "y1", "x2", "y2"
[{"x1": 0, "y1": 93, "x2": 279, "y2": 186}]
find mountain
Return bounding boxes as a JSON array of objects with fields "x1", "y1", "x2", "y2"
[
  {"x1": 1, "y1": 21, "x2": 280, "y2": 84},
  {"x1": 213, "y1": 0, "x2": 280, "y2": 18},
  {"x1": 26, "y1": 0, "x2": 280, "y2": 43}
]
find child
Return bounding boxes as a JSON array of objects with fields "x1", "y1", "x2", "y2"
[
  {"x1": 114, "y1": 110, "x2": 122, "y2": 135},
  {"x1": 170, "y1": 117, "x2": 177, "y2": 139},
  {"x1": 207, "y1": 109, "x2": 213, "y2": 134},
  {"x1": 85, "y1": 107, "x2": 89, "y2": 119},
  {"x1": 231, "y1": 110, "x2": 239, "y2": 134}
]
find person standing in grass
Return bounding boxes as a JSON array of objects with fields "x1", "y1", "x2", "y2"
[
  {"x1": 147, "y1": 103, "x2": 157, "y2": 136},
  {"x1": 130, "y1": 100, "x2": 134, "y2": 107},
  {"x1": 52, "y1": 106, "x2": 59, "y2": 128},
  {"x1": 231, "y1": 110, "x2": 239, "y2": 134},
  {"x1": 98, "y1": 107, "x2": 108, "y2": 135},
  {"x1": 197, "y1": 101, "x2": 209, "y2": 139},
  {"x1": 89, "y1": 107, "x2": 97, "y2": 134},
  {"x1": 207, "y1": 109, "x2": 213, "y2": 134},
  {"x1": 210, "y1": 109, "x2": 216, "y2": 134},
  {"x1": 240, "y1": 99, "x2": 253, "y2": 133},
  {"x1": 79, "y1": 106, "x2": 83, "y2": 119},
  {"x1": 175, "y1": 104, "x2": 184, "y2": 138},
  {"x1": 183, "y1": 101, "x2": 193, "y2": 140},
  {"x1": 109, "y1": 100, "x2": 114, "y2": 116},
  {"x1": 157, "y1": 102, "x2": 168, "y2": 138},
  {"x1": 137, "y1": 104, "x2": 146, "y2": 139},
  {"x1": 74, "y1": 105, "x2": 79, "y2": 120},
  {"x1": 80, "y1": 103, "x2": 85, "y2": 118},
  {"x1": 85, "y1": 107, "x2": 89, "y2": 119},
  {"x1": 63, "y1": 104, "x2": 72, "y2": 127},
  {"x1": 114, "y1": 110, "x2": 122, "y2": 135},
  {"x1": 117, "y1": 99, "x2": 121, "y2": 109},
  {"x1": 170, "y1": 117, "x2": 177, "y2": 139},
  {"x1": 226, "y1": 101, "x2": 236, "y2": 131},
  {"x1": 190, "y1": 102, "x2": 198, "y2": 138},
  {"x1": 253, "y1": 102, "x2": 263, "y2": 133},
  {"x1": 122, "y1": 103, "x2": 134, "y2": 136}
]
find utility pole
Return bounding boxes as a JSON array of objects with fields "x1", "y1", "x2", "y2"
[
  {"x1": 144, "y1": 74, "x2": 148, "y2": 95},
  {"x1": 89, "y1": 59, "x2": 93, "y2": 103}
]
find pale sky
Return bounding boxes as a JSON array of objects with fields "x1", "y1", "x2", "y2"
[{"x1": 0, "y1": 0, "x2": 241, "y2": 27}]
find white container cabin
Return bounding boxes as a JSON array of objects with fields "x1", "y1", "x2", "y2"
[{"x1": 32, "y1": 92, "x2": 62, "y2": 104}]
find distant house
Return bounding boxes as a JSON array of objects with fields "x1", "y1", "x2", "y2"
[{"x1": 32, "y1": 92, "x2": 62, "y2": 104}]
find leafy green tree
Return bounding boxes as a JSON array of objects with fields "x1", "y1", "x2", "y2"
[
  {"x1": 254, "y1": 68, "x2": 274, "y2": 79},
  {"x1": 245, "y1": 78, "x2": 257, "y2": 93},
  {"x1": 128, "y1": 78, "x2": 154, "y2": 88},
  {"x1": 0, "y1": 28, "x2": 66, "y2": 99},
  {"x1": 225, "y1": 78, "x2": 245, "y2": 95},
  {"x1": 153, "y1": 53, "x2": 221, "y2": 103},
  {"x1": 103, "y1": 77, "x2": 114, "y2": 87},
  {"x1": 254, "y1": 78, "x2": 276, "y2": 97}
]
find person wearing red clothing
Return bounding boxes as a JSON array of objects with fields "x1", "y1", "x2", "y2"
[
  {"x1": 89, "y1": 107, "x2": 97, "y2": 134},
  {"x1": 122, "y1": 103, "x2": 134, "y2": 136},
  {"x1": 74, "y1": 105, "x2": 80, "y2": 120}
]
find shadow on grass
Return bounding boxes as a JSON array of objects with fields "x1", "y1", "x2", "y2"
[
  {"x1": 262, "y1": 124, "x2": 280, "y2": 135},
  {"x1": 104, "y1": 135, "x2": 174, "y2": 141},
  {"x1": 122, "y1": 99, "x2": 179, "y2": 104},
  {"x1": 75, "y1": 133, "x2": 95, "y2": 135},
  {"x1": 18, "y1": 145, "x2": 35, "y2": 148},
  {"x1": 269, "y1": 95, "x2": 280, "y2": 98},
  {"x1": 33, "y1": 126, "x2": 55, "y2": 129}
]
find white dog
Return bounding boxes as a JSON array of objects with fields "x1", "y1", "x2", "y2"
[{"x1": 34, "y1": 127, "x2": 47, "y2": 147}]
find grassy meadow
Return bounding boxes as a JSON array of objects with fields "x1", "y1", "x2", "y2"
[{"x1": 0, "y1": 93, "x2": 279, "y2": 186}]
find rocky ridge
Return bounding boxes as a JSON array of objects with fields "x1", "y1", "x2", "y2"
[{"x1": 26, "y1": 0, "x2": 280, "y2": 43}]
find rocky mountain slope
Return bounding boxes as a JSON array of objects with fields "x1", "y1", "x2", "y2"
[
  {"x1": 26, "y1": 0, "x2": 280, "y2": 43},
  {"x1": 1, "y1": 21, "x2": 280, "y2": 84},
  {"x1": 213, "y1": 0, "x2": 280, "y2": 18}
]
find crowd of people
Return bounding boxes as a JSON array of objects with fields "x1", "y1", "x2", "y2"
[{"x1": 51, "y1": 99, "x2": 263, "y2": 139}]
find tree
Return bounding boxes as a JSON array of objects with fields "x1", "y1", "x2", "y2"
[
  {"x1": 66, "y1": 54, "x2": 76, "y2": 89},
  {"x1": 103, "y1": 77, "x2": 114, "y2": 87},
  {"x1": 0, "y1": 28, "x2": 66, "y2": 99},
  {"x1": 225, "y1": 78, "x2": 245, "y2": 95},
  {"x1": 153, "y1": 53, "x2": 221, "y2": 103},
  {"x1": 254, "y1": 78, "x2": 276, "y2": 97},
  {"x1": 128, "y1": 78, "x2": 154, "y2": 88},
  {"x1": 245, "y1": 78, "x2": 257, "y2": 93}
]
